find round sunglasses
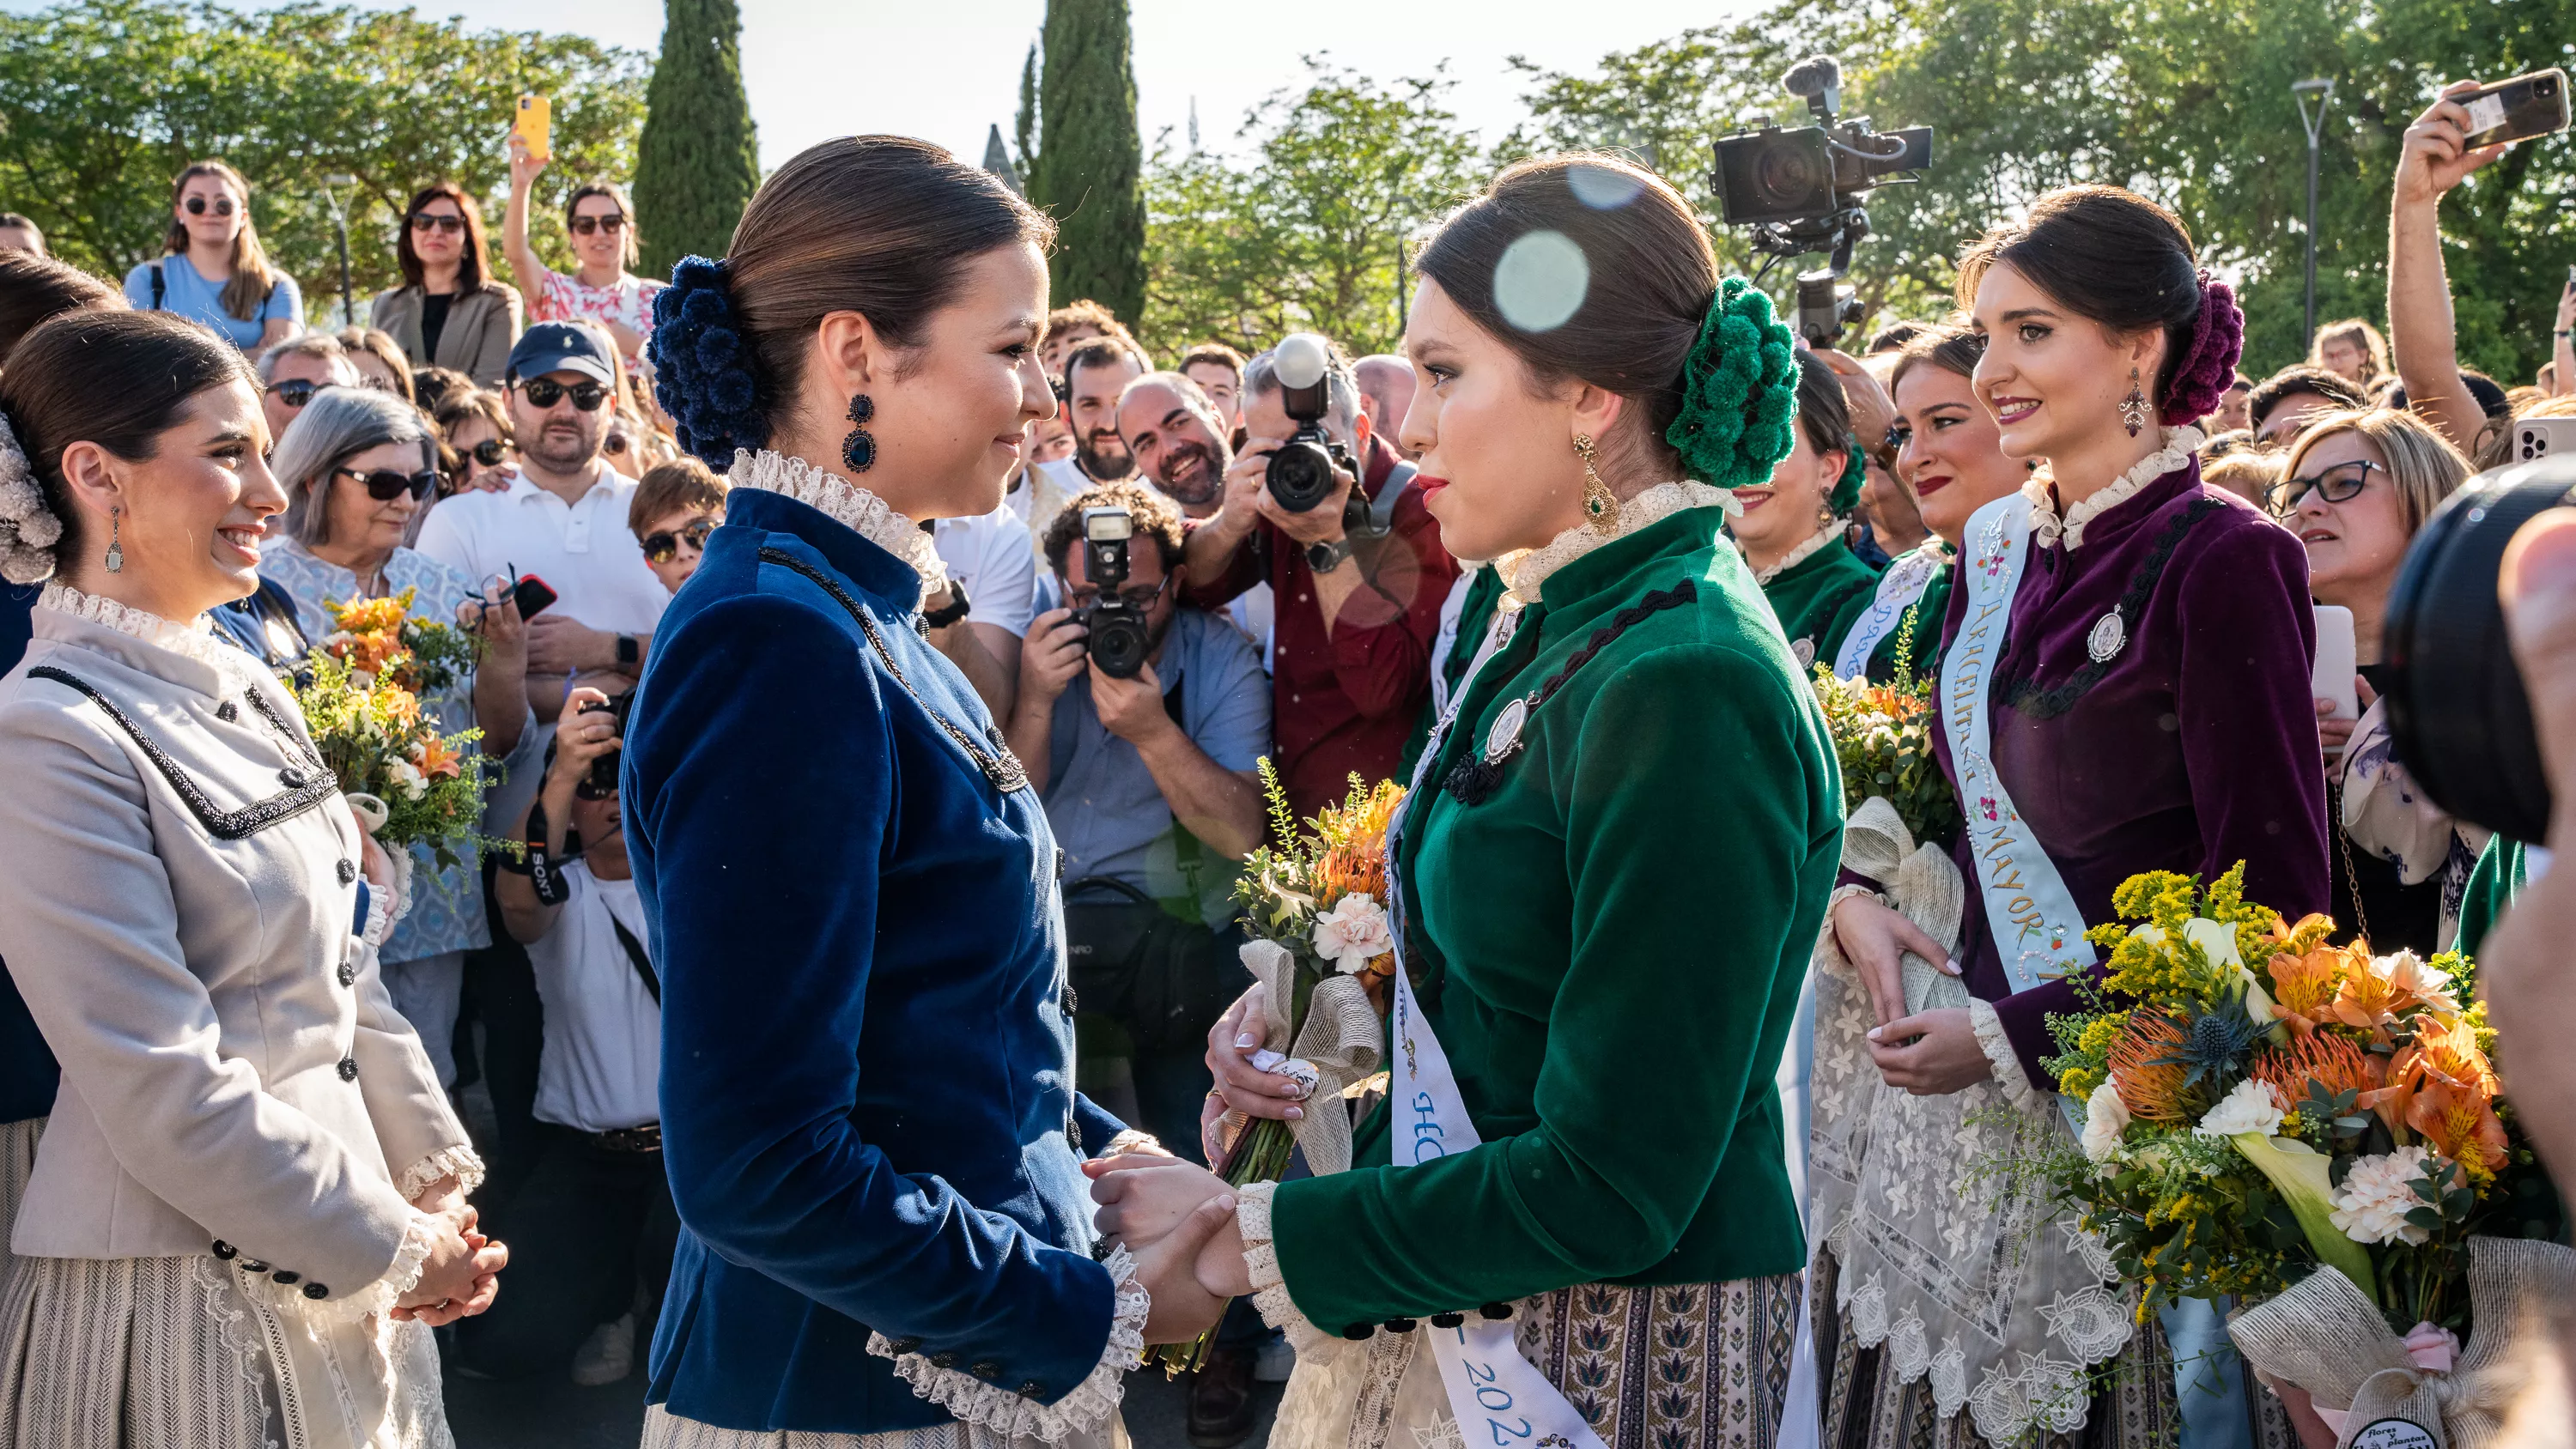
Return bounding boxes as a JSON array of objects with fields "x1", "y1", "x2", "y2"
[
  {"x1": 641, "y1": 517, "x2": 717, "y2": 564},
  {"x1": 336, "y1": 465, "x2": 440, "y2": 502},
  {"x1": 2269, "y1": 458, "x2": 2384, "y2": 515},
  {"x1": 568, "y1": 212, "x2": 628, "y2": 237},
  {"x1": 183, "y1": 196, "x2": 236, "y2": 217},
  {"x1": 517, "y1": 378, "x2": 608, "y2": 411},
  {"x1": 265, "y1": 378, "x2": 337, "y2": 409},
  {"x1": 409, "y1": 212, "x2": 467, "y2": 235}
]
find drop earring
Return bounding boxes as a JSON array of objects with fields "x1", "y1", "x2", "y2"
[
  {"x1": 2119, "y1": 366, "x2": 2149, "y2": 438},
  {"x1": 103, "y1": 506, "x2": 123, "y2": 573},
  {"x1": 1573, "y1": 433, "x2": 1617, "y2": 536},
  {"x1": 842, "y1": 394, "x2": 878, "y2": 473}
]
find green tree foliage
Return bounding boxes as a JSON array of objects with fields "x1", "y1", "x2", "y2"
[
  {"x1": 631, "y1": 0, "x2": 761, "y2": 279},
  {"x1": 1139, "y1": 64, "x2": 1484, "y2": 359},
  {"x1": 1024, "y1": 0, "x2": 1145, "y2": 323},
  {"x1": 0, "y1": 0, "x2": 647, "y2": 326}
]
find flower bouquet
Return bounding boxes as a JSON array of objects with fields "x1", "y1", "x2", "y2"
[
  {"x1": 319, "y1": 588, "x2": 480, "y2": 696},
  {"x1": 1154, "y1": 765, "x2": 1395, "y2": 1373},
  {"x1": 294, "y1": 593, "x2": 492, "y2": 871},
  {"x1": 1810, "y1": 664, "x2": 1959, "y2": 849}
]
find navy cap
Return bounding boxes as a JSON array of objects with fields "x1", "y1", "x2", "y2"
[{"x1": 507, "y1": 321, "x2": 617, "y2": 386}]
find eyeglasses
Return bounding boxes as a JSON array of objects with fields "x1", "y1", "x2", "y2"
[
  {"x1": 265, "y1": 378, "x2": 336, "y2": 408},
  {"x1": 517, "y1": 378, "x2": 608, "y2": 411},
  {"x1": 2269, "y1": 458, "x2": 2384, "y2": 514},
  {"x1": 335, "y1": 466, "x2": 440, "y2": 502},
  {"x1": 183, "y1": 196, "x2": 236, "y2": 217},
  {"x1": 468, "y1": 438, "x2": 512, "y2": 467},
  {"x1": 410, "y1": 212, "x2": 467, "y2": 235},
  {"x1": 1065, "y1": 575, "x2": 1171, "y2": 611},
  {"x1": 641, "y1": 517, "x2": 717, "y2": 564},
  {"x1": 568, "y1": 213, "x2": 627, "y2": 237}
]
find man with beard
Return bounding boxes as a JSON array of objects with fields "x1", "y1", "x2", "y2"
[
  {"x1": 1063, "y1": 336, "x2": 1147, "y2": 482},
  {"x1": 1116, "y1": 371, "x2": 1276, "y2": 667}
]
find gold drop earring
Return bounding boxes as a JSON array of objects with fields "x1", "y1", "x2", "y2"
[{"x1": 1573, "y1": 433, "x2": 1617, "y2": 536}]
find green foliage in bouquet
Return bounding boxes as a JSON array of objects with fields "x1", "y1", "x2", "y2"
[
  {"x1": 294, "y1": 650, "x2": 492, "y2": 872},
  {"x1": 1809, "y1": 664, "x2": 1959, "y2": 847}
]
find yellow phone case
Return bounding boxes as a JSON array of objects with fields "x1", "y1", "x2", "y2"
[{"x1": 513, "y1": 94, "x2": 551, "y2": 163}]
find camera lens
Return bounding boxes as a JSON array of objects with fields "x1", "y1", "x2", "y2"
[
  {"x1": 1757, "y1": 143, "x2": 1821, "y2": 209},
  {"x1": 2382, "y1": 458, "x2": 2576, "y2": 843},
  {"x1": 1267, "y1": 440, "x2": 1337, "y2": 512},
  {"x1": 1088, "y1": 609, "x2": 1152, "y2": 679}
]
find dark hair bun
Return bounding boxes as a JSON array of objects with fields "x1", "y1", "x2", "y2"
[
  {"x1": 650, "y1": 257, "x2": 766, "y2": 465},
  {"x1": 2162, "y1": 274, "x2": 2244, "y2": 427}
]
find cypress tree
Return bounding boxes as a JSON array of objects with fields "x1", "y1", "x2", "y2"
[
  {"x1": 632, "y1": 0, "x2": 762, "y2": 280},
  {"x1": 1024, "y1": 0, "x2": 1144, "y2": 323}
]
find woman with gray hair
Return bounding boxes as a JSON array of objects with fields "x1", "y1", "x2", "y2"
[{"x1": 262, "y1": 385, "x2": 532, "y2": 1088}]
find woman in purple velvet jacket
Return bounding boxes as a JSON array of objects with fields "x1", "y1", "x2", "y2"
[{"x1": 1820, "y1": 187, "x2": 2328, "y2": 1449}]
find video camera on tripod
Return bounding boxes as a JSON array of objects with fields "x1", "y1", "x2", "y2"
[{"x1": 1710, "y1": 55, "x2": 1933, "y2": 346}]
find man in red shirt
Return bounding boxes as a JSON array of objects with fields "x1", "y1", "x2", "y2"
[{"x1": 1180, "y1": 339, "x2": 1457, "y2": 820}]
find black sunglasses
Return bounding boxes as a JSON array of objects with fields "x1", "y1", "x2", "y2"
[
  {"x1": 641, "y1": 517, "x2": 717, "y2": 564},
  {"x1": 183, "y1": 196, "x2": 236, "y2": 217},
  {"x1": 469, "y1": 438, "x2": 511, "y2": 467},
  {"x1": 2269, "y1": 458, "x2": 2384, "y2": 515},
  {"x1": 410, "y1": 212, "x2": 467, "y2": 234},
  {"x1": 265, "y1": 378, "x2": 336, "y2": 408},
  {"x1": 568, "y1": 213, "x2": 627, "y2": 236},
  {"x1": 336, "y1": 466, "x2": 440, "y2": 502},
  {"x1": 518, "y1": 378, "x2": 608, "y2": 411}
]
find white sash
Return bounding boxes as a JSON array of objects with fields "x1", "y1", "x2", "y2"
[
  {"x1": 1940, "y1": 494, "x2": 2093, "y2": 994},
  {"x1": 1831, "y1": 548, "x2": 1943, "y2": 679}
]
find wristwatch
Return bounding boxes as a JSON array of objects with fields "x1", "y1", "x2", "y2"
[
  {"x1": 1305, "y1": 537, "x2": 1355, "y2": 573},
  {"x1": 614, "y1": 634, "x2": 639, "y2": 667},
  {"x1": 921, "y1": 579, "x2": 974, "y2": 630}
]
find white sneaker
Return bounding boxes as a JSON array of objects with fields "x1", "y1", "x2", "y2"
[
  {"x1": 1253, "y1": 1334, "x2": 1295, "y2": 1383},
  {"x1": 570, "y1": 1313, "x2": 635, "y2": 1386}
]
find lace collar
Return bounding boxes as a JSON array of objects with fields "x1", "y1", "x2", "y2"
[
  {"x1": 2024, "y1": 426, "x2": 2203, "y2": 551},
  {"x1": 726, "y1": 448, "x2": 950, "y2": 587},
  {"x1": 1499, "y1": 482, "x2": 1737, "y2": 610},
  {"x1": 36, "y1": 581, "x2": 249, "y2": 675},
  {"x1": 1752, "y1": 520, "x2": 1845, "y2": 585}
]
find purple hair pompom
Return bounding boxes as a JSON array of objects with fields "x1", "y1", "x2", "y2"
[{"x1": 2162, "y1": 272, "x2": 2244, "y2": 427}]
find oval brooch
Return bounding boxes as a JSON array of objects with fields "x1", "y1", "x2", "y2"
[
  {"x1": 2087, "y1": 609, "x2": 2126, "y2": 664},
  {"x1": 1485, "y1": 696, "x2": 1530, "y2": 763},
  {"x1": 1790, "y1": 637, "x2": 1816, "y2": 669}
]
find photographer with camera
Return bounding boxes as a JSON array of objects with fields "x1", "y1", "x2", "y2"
[
  {"x1": 464, "y1": 683, "x2": 675, "y2": 1388},
  {"x1": 1181, "y1": 333, "x2": 1458, "y2": 820}
]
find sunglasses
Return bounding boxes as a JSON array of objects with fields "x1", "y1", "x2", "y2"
[
  {"x1": 641, "y1": 518, "x2": 717, "y2": 564},
  {"x1": 183, "y1": 196, "x2": 236, "y2": 217},
  {"x1": 518, "y1": 378, "x2": 607, "y2": 411},
  {"x1": 336, "y1": 466, "x2": 440, "y2": 502},
  {"x1": 468, "y1": 438, "x2": 512, "y2": 467},
  {"x1": 410, "y1": 212, "x2": 467, "y2": 235},
  {"x1": 568, "y1": 213, "x2": 627, "y2": 236},
  {"x1": 265, "y1": 378, "x2": 336, "y2": 408},
  {"x1": 2269, "y1": 458, "x2": 2384, "y2": 514}
]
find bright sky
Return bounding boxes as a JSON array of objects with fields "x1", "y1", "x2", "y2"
[{"x1": 34, "y1": 0, "x2": 1759, "y2": 172}]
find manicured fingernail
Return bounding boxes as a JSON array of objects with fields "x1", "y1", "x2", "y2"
[
  {"x1": 1944, "y1": 956, "x2": 1961, "y2": 975},
  {"x1": 1285, "y1": 1106, "x2": 1303, "y2": 1120},
  {"x1": 1866, "y1": 1027, "x2": 1883, "y2": 1041},
  {"x1": 1235, "y1": 1033, "x2": 1258, "y2": 1049},
  {"x1": 1217, "y1": 1195, "x2": 1237, "y2": 1211}
]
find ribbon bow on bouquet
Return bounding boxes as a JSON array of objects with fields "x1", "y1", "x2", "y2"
[
  {"x1": 1229, "y1": 939, "x2": 1384, "y2": 1174},
  {"x1": 1837, "y1": 796, "x2": 1969, "y2": 1017}
]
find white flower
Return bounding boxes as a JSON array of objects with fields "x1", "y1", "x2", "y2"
[
  {"x1": 2194, "y1": 1077, "x2": 2286, "y2": 1139},
  {"x1": 2181, "y1": 917, "x2": 2245, "y2": 973},
  {"x1": 2331, "y1": 1145, "x2": 2440, "y2": 1246},
  {"x1": 2081, "y1": 1080, "x2": 2130, "y2": 1164},
  {"x1": 385, "y1": 757, "x2": 428, "y2": 802},
  {"x1": 1311, "y1": 894, "x2": 1393, "y2": 973}
]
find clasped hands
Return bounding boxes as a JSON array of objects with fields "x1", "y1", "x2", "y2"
[
  {"x1": 1827, "y1": 894, "x2": 1992, "y2": 1096},
  {"x1": 393, "y1": 1173, "x2": 507, "y2": 1326}
]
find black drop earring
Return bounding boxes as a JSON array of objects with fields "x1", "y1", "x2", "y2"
[{"x1": 842, "y1": 394, "x2": 877, "y2": 473}]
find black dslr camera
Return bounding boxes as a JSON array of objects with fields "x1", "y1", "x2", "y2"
[
  {"x1": 1264, "y1": 333, "x2": 1355, "y2": 514},
  {"x1": 1710, "y1": 55, "x2": 1933, "y2": 345},
  {"x1": 574, "y1": 689, "x2": 634, "y2": 800},
  {"x1": 1077, "y1": 506, "x2": 1153, "y2": 680}
]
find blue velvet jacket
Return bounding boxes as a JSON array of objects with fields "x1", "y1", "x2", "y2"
[{"x1": 624, "y1": 483, "x2": 1132, "y2": 1435}]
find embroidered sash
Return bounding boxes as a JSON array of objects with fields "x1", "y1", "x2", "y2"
[{"x1": 1832, "y1": 547, "x2": 1941, "y2": 679}]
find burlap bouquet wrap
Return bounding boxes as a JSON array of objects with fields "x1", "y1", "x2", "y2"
[
  {"x1": 1230, "y1": 939, "x2": 1385, "y2": 1175},
  {"x1": 2228, "y1": 1237, "x2": 2575, "y2": 1449}
]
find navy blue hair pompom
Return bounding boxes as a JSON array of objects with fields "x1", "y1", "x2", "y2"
[{"x1": 650, "y1": 256, "x2": 767, "y2": 466}]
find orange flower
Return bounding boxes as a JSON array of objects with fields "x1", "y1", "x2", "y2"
[
  {"x1": 411, "y1": 734, "x2": 462, "y2": 781},
  {"x1": 2109, "y1": 1010, "x2": 2196, "y2": 1124},
  {"x1": 2330, "y1": 955, "x2": 2409, "y2": 1034},
  {"x1": 328, "y1": 595, "x2": 410, "y2": 635},
  {"x1": 2251, "y1": 1030, "x2": 2380, "y2": 1105},
  {"x1": 2264, "y1": 937, "x2": 2356, "y2": 1035},
  {"x1": 2408, "y1": 1078, "x2": 2508, "y2": 1178}
]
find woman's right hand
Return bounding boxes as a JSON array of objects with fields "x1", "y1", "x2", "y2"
[
  {"x1": 1829, "y1": 893, "x2": 1954, "y2": 1028},
  {"x1": 1200, "y1": 984, "x2": 1309, "y2": 1161},
  {"x1": 506, "y1": 133, "x2": 546, "y2": 193}
]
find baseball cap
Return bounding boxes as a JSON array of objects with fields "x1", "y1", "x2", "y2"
[{"x1": 507, "y1": 321, "x2": 617, "y2": 386}]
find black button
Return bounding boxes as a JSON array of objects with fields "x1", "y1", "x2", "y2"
[
  {"x1": 273, "y1": 1270, "x2": 301, "y2": 1285},
  {"x1": 1431, "y1": 1312, "x2": 1464, "y2": 1328},
  {"x1": 211, "y1": 1240, "x2": 236, "y2": 1259},
  {"x1": 1479, "y1": 1302, "x2": 1512, "y2": 1319},
  {"x1": 1382, "y1": 1317, "x2": 1416, "y2": 1333},
  {"x1": 1054, "y1": 848, "x2": 1067, "y2": 882},
  {"x1": 930, "y1": 1352, "x2": 958, "y2": 1370},
  {"x1": 1065, "y1": 1120, "x2": 1083, "y2": 1155},
  {"x1": 1341, "y1": 1323, "x2": 1375, "y2": 1341},
  {"x1": 337, "y1": 1057, "x2": 358, "y2": 1082},
  {"x1": 302, "y1": 1283, "x2": 329, "y2": 1300},
  {"x1": 1018, "y1": 1381, "x2": 1047, "y2": 1400},
  {"x1": 1090, "y1": 1240, "x2": 1115, "y2": 1261},
  {"x1": 215, "y1": 700, "x2": 239, "y2": 722},
  {"x1": 240, "y1": 1259, "x2": 271, "y2": 1274},
  {"x1": 278, "y1": 766, "x2": 308, "y2": 788},
  {"x1": 337, "y1": 962, "x2": 355, "y2": 987},
  {"x1": 336, "y1": 858, "x2": 356, "y2": 885},
  {"x1": 1059, "y1": 986, "x2": 1078, "y2": 1017},
  {"x1": 970, "y1": 1360, "x2": 1002, "y2": 1380},
  {"x1": 889, "y1": 1336, "x2": 922, "y2": 1354}
]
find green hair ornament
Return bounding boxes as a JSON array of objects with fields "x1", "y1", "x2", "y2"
[
  {"x1": 1665, "y1": 276, "x2": 1799, "y2": 492},
  {"x1": 1829, "y1": 433, "x2": 1867, "y2": 516}
]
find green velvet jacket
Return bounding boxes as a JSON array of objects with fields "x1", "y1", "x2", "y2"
[
  {"x1": 1270, "y1": 506, "x2": 1844, "y2": 1330},
  {"x1": 2457, "y1": 836, "x2": 2530, "y2": 957},
  {"x1": 1861, "y1": 552, "x2": 1954, "y2": 687},
  {"x1": 1400, "y1": 564, "x2": 1510, "y2": 779},
  {"x1": 1758, "y1": 534, "x2": 1881, "y2": 670}
]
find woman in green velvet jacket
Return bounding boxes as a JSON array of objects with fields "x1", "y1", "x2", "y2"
[
  {"x1": 1734, "y1": 350, "x2": 1882, "y2": 671},
  {"x1": 1091, "y1": 156, "x2": 1843, "y2": 1449}
]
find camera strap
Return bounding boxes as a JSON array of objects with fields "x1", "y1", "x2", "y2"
[{"x1": 1356, "y1": 458, "x2": 1416, "y2": 540}]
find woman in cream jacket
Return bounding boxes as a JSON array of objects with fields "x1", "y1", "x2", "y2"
[{"x1": 0, "y1": 309, "x2": 505, "y2": 1448}]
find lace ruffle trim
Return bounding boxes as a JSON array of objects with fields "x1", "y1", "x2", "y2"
[
  {"x1": 1753, "y1": 520, "x2": 1844, "y2": 585},
  {"x1": 395, "y1": 1143, "x2": 489, "y2": 1203},
  {"x1": 1236, "y1": 1180, "x2": 1343, "y2": 1361},
  {"x1": 233, "y1": 1209, "x2": 439, "y2": 1328},
  {"x1": 1102, "y1": 1130, "x2": 1163, "y2": 1158},
  {"x1": 38, "y1": 581, "x2": 253, "y2": 676},
  {"x1": 1968, "y1": 997, "x2": 2037, "y2": 1104},
  {"x1": 1499, "y1": 481, "x2": 1737, "y2": 610},
  {"x1": 726, "y1": 449, "x2": 951, "y2": 589},
  {"x1": 866, "y1": 1243, "x2": 1147, "y2": 1444},
  {"x1": 2023, "y1": 426, "x2": 2202, "y2": 551}
]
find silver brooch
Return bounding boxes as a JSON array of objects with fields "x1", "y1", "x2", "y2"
[
  {"x1": 1485, "y1": 696, "x2": 1530, "y2": 763},
  {"x1": 1790, "y1": 637, "x2": 1816, "y2": 670},
  {"x1": 2087, "y1": 609, "x2": 2126, "y2": 664}
]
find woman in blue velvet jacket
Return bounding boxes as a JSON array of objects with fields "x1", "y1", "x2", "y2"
[{"x1": 625, "y1": 137, "x2": 1233, "y2": 1447}]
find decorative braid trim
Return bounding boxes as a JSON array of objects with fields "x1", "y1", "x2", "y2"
[
  {"x1": 1500, "y1": 481, "x2": 1736, "y2": 609},
  {"x1": 236, "y1": 1209, "x2": 439, "y2": 1328},
  {"x1": 1236, "y1": 1180, "x2": 1345, "y2": 1361},
  {"x1": 726, "y1": 449, "x2": 950, "y2": 589},
  {"x1": 395, "y1": 1143, "x2": 489, "y2": 1203},
  {"x1": 866, "y1": 1244, "x2": 1146, "y2": 1444},
  {"x1": 38, "y1": 581, "x2": 254, "y2": 676},
  {"x1": 1969, "y1": 997, "x2": 2038, "y2": 1104},
  {"x1": 2023, "y1": 427, "x2": 2202, "y2": 551},
  {"x1": 1753, "y1": 520, "x2": 1844, "y2": 585}
]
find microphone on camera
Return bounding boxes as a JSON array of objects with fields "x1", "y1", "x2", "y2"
[{"x1": 1783, "y1": 55, "x2": 1842, "y2": 108}]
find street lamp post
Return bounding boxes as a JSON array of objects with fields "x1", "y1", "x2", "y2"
[
  {"x1": 2293, "y1": 79, "x2": 2335, "y2": 346},
  {"x1": 322, "y1": 174, "x2": 359, "y2": 328}
]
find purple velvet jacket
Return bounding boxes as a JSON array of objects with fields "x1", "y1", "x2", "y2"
[{"x1": 1929, "y1": 459, "x2": 2330, "y2": 1085}]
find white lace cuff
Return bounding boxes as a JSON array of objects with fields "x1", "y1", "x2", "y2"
[
  {"x1": 866, "y1": 1243, "x2": 1147, "y2": 1444},
  {"x1": 1817, "y1": 884, "x2": 1884, "y2": 980},
  {"x1": 360, "y1": 879, "x2": 397, "y2": 947},
  {"x1": 396, "y1": 1143, "x2": 489, "y2": 1203},
  {"x1": 237, "y1": 1208, "x2": 440, "y2": 1327},
  {"x1": 1968, "y1": 997, "x2": 2036, "y2": 1103},
  {"x1": 1237, "y1": 1180, "x2": 1345, "y2": 1363},
  {"x1": 1103, "y1": 1130, "x2": 1163, "y2": 1158}
]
